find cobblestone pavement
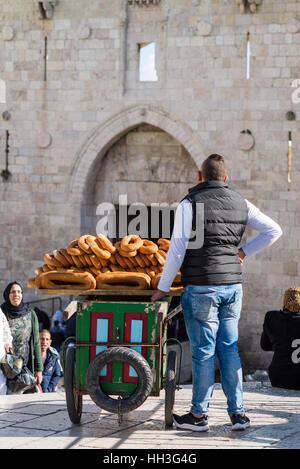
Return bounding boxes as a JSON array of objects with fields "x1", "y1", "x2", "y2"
[{"x1": 0, "y1": 383, "x2": 300, "y2": 450}]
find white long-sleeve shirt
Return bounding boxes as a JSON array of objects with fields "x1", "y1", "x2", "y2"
[
  {"x1": 158, "y1": 199, "x2": 283, "y2": 292},
  {"x1": 0, "y1": 308, "x2": 12, "y2": 362}
]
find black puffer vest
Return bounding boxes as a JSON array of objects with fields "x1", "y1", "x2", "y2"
[{"x1": 181, "y1": 181, "x2": 248, "y2": 286}]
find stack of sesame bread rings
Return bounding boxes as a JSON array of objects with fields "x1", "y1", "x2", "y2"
[{"x1": 27, "y1": 234, "x2": 182, "y2": 291}]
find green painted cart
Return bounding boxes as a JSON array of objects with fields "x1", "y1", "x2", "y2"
[{"x1": 41, "y1": 289, "x2": 182, "y2": 427}]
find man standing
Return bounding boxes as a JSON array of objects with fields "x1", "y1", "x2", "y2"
[
  {"x1": 49, "y1": 320, "x2": 66, "y2": 352},
  {"x1": 151, "y1": 154, "x2": 282, "y2": 432},
  {"x1": 39, "y1": 329, "x2": 63, "y2": 393}
]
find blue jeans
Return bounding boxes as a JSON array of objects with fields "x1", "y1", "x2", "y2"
[{"x1": 181, "y1": 284, "x2": 244, "y2": 416}]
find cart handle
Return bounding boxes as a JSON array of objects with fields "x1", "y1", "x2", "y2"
[{"x1": 164, "y1": 304, "x2": 182, "y2": 325}]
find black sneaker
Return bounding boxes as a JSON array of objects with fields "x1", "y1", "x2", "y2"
[
  {"x1": 230, "y1": 414, "x2": 250, "y2": 431},
  {"x1": 172, "y1": 412, "x2": 209, "y2": 432}
]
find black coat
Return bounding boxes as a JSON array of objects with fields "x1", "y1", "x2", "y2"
[
  {"x1": 41, "y1": 347, "x2": 62, "y2": 392},
  {"x1": 260, "y1": 310, "x2": 300, "y2": 390}
]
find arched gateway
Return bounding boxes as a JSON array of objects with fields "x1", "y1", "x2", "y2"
[
  {"x1": 69, "y1": 105, "x2": 208, "y2": 203},
  {"x1": 68, "y1": 105, "x2": 208, "y2": 237}
]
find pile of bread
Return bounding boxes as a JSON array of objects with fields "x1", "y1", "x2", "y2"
[{"x1": 27, "y1": 233, "x2": 182, "y2": 291}]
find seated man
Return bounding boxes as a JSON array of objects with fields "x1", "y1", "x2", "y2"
[
  {"x1": 39, "y1": 329, "x2": 63, "y2": 392},
  {"x1": 260, "y1": 287, "x2": 300, "y2": 390}
]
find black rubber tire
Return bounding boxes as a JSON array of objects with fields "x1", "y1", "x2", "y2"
[
  {"x1": 65, "y1": 345, "x2": 82, "y2": 424},
  {"x1": 165, "y1": 350, "x2": 177, "y2": 428},
  {"x1": 85, "y1": 347, "x2": 153, "y2": 414}
]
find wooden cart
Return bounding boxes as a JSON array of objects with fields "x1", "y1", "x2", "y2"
[{"x1": 38, "y1": 289, "x2": 183, "y2": 427}]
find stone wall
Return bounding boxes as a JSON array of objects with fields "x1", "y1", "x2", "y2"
[{"x1": 0, "y1": 0, "x2": 300, "y2": 370}]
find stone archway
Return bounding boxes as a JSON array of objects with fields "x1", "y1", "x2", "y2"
[{"x1": 69, "y1": 104, "x2": 208, "y2": 203}]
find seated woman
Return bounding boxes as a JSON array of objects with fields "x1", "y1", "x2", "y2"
[
  {"x1": 260, "y1": 286, "x2": 300, "y2": 390},
  {"x1": 1, "y1": 282, "x2": 43, "y2": 392}
]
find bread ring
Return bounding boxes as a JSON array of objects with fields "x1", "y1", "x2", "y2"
[
  {"x1": 140, "y1": 253, "x2": 151, "y2": 267},
  {"x1": 78, "y1": 235, "x2": 93, "y2": 254},
  {"x1": 78, "y1": 255, "x2": 88, "y2": 267},
  {"x1": 158, "y1": 238, "x2": 170, "y2": 251},
  {"x1": 54, "y1": 249, "x2": 70, "y2": 267},
  {"x1": 44, "y1": 253, "x2": 64, "y2": 269},
  {"x1": 90, "y1": 254, "x2": 101, "y2": 269},
  {"x1": 58, "y1": 249, "x2": 72, "y2": 266},
  {"x1": 89, "y1": 266, "x2": 101, "y2": 277},
  {"x1": 67, "y1": 239, "x2": 85, "y2": 256},
  {"x1": 135, "y1": 253, "x2": 146, "y2": 268},
  {"x1": 54, "y1": 267, "x2": 83, "y2": 274},
  {"x1": 84, "y1": 254, "x2": 93, "y2": 267},
  {"x1": 115, "y1": 252, "x2": 127, "y2": 269},
  {"x1": 120, "y1": 248, "x2": 137, "y2": 258},
  {"x1": 122, "y1": 256, "x2": 135, "y2": 270},
  {"x1": 99, "y1": 257, "x2": 109, "y2": 267},
  {"x1": 151, "y1": 272, "x2": 182, "y2": 291},
  {"x1": 139, "y1": 240, "x2": 158, "y2": 255},
  {"x1": 96, "y1": 233, "x2": 116, "y2": 254},
  {"x1": 39, "y1": 270, "x2": 96, "y2": 290},
  {"x1": 59, "y1": 249, "x2": 73, "y2": 265},
  {"x1": 119, "y1": 254, "x2": 135, "y2": 269},
  {"x1": 96, "y1": 271, "x2": 151, "y2": 290},
  {"x1": 42, "y1": 264, "x2": 53, "y2": 272},
  {"x1": 72, "y1": 255, "x2": 84, "y2": 268},
  {"x1": 115, "y1": 242, "x2": 137, "y2": 258},
  {"x1": 101, "y1": 267, "x2": 111, "y2": 274},
  {"x1": 157, "y1": 249, "x2": 167, "y2": 260},
  {"x1": 34, "y1": 267, "x2": 44, "y2": 276},
  {"x1": 86, "y1": 236, "x2": 111, "y2": 260},
  {"x1": 148, "y1": 254, "x2": 158, "y2": 266},
  {"x1": 43, "y1": 253, "x2": 56, "y2": 267},
  {"x1": 109, "y1": 253, "x2": 117, "y2": 265},
  {"x1": 151, "y1": 273, "x2": 161, "y2": 290},
  {"x1": 81, "y1": 268, "x2": 93, "y2": 277},
  {"x1": 110, "y1": 264, "x2": 126, "y2": 272},
  {"x1": 57, "y1": 267, "x2": 83, "y2": 273},
  {"x1": 27, "y1": 277, "x2": 37, "y2": 288},
  {"x1": 128, "y1": 255, "x2": 138, "y2": 267},
  {"x1": 120, "y1": 235, "x2": 143, "y2": 253},
  {"x1": 36, "y1": 273, "x2": 44, "y2": 288},
  {"x1": 145, "y1": 267, "x2": 156, "y2": 279},
  {"x1": 154, "y1": 251, "x2": 165, "y2": 266},
  {"x1": 135, "y1": 266, "x2": 149, "y2": 275}
]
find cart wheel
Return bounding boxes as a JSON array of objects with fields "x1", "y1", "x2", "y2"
[
  {"x1": 165, "y1": 350, "x2": 177, "y2": 428},
  {"x1": 85, "y1": 347, "x2": 153, "y2": 414},
  {"x1": 65, "y1": 345, "x2": 82, "y2": 424}
]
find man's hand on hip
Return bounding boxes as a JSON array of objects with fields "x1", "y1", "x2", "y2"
[{"x1": 238, "y1": 248, "x2": 246, "y2": 264}]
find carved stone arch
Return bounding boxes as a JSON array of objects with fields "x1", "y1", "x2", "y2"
[{"x1": 68, "y1": 104, "x2": 208, "y2": 204}]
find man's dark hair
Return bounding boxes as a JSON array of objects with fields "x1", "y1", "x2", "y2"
[
  {"x1": 201, "y1": 154, "x2": 227, "y2": 181},
  {"x1": 283, "y1": 287, "x2": 300, "y2": 313}
]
